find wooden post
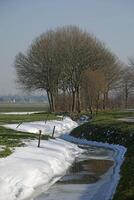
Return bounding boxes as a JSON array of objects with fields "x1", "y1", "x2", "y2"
[
  {"x1": 38, "y1": 130, "x2": 42, "y2": 147},
  {"x1": 45, "y1": 114, "x2": 49, "y2": 124},
  {"x1": 16, "y1": 122, "x2": 23, "y2": 129},
  {"x1": 52, "y1": 126, "x2": 56, "y2": 138}
]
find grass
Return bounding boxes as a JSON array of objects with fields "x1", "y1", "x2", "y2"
[
  {"x1": 0, "y1": 147, "x2": 12, "y2": 158},
  {"x1": 71, "y1": 110, "x2": 134, "y2": 200},
  {"x1": 0, "y1": 126, "x2": 53, "y2": 157},
  {"x1": 0, "y1": 103, "x2": 48, "y2": 112},
  {"x1": 0, "y1": 112, "x2": 59, "y2": 124}
]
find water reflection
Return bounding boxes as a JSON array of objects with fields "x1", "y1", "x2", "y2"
[{"x1": 35, "y1": 145, "x2": 114, "y2": 200}]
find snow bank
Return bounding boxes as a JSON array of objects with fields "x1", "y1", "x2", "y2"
[
  {"x1": 118, "y1": 117, "x2": 134, "y2": 123},
  {"x1": 0, "y1": 111, "x2": 43, "y2": 115},
  {"x1": 61, "y1": 134, "x2": 127, "y2": 200},
  {"x1": 0, "y1": 139, "x2": 83, "y2": 200},
  {"x1": 1, "y1": 117, "x2": 127, "y2": 200},
  {"x1": 3, "y1": 117, "x2": 78, "y2": 137}
]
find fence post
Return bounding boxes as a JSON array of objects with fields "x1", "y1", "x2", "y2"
[
  {"x1": 45, "y1": 114, "x2": 49, "y2": 124},
  {"x1": 16, "y1": 122, "x2": 23, "y2": 129},
  {"x1": 52, "y1": 126, "x2": 56, "y2": 138},
  {"x1": 38, "y1": 130, "x2": 42, "y2": 147}
]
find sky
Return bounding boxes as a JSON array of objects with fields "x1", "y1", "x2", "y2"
[{"x1": 0, "y1": 0, "x2": 134, "y2": 95}]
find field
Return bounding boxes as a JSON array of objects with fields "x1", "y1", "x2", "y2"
[{"x1": 0, "y1": 102, "x2": 48, "y2": 112}]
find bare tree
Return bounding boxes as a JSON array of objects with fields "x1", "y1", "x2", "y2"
[
  {"x1": 99, "y1": 56, "x2": 121, "y2": 109},
  {"x1": 14, "y1": 25, "x2": 120, "y2": 113},
  {"x1": 121, "y1": 60, "x2": 134, "y2": 108},
  {"x1": 54, "y1": 26, "x2": 118, "y2": 113},
  {"x1": 15, "y1": 31, "x2": 61, "y2": 112},
  {"x1": 81, "y1": 69, "x2": 106, "y2": 114}
]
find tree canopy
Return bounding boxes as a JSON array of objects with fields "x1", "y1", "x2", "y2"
[{"x1": 15, "y1": 25, "x2": 120, "y2": 112}]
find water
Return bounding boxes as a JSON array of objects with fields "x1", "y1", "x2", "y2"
[{"x1": 35, "y1": 145, "x2": 114, "y2": 200}]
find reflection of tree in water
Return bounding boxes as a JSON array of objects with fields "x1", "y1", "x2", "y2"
[
  {"x1": 70, "y1": 159, "x2": 113, "y2": 175},
  {"x1": 58, "y1": 159, "x2": 114, "y2": 184},
  {"x1": 82, "y1": 159, "x2": 114, "y2": 176}
]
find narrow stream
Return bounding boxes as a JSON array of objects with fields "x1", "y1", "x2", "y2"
[{"x1": 35, "y1": 145, "x2": 115, "y2": 200}]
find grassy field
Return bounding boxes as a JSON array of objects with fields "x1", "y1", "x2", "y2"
[
  {"x1": 0, "y1": 112, "x2": 59, "y2": 124},
  {"x1": 0, "y1": 103, "x2": 48, "y2": 112},
  {"x1": 0, "y1": 104, "x2": 58, "y2": 157},
  {"x1": 71, "y1": 110, "x2": 134, "y2": 200}
]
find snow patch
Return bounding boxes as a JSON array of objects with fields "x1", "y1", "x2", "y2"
[
  {"x1": 3, "y1": 117, "x2": 78, "y2": 137},
  {"x1": 0, "y1": 145, "x2": 5, "y2": 152},
  {"x1": 1, "y1": 117, "x2": 127, "y2": 200},
  {"x1": 118, "y1": 117, "x2": 134, "y2": 123},
  {"x1": 0, "y1": 111, "x2": 44, "y2": 115},
  {"x1": 0, "y1": 139, "x2": 83, "y2": 200}
]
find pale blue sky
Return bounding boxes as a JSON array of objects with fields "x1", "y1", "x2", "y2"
[{"x1": 0, "y1": 0, "x2": 134, "y2": 94}]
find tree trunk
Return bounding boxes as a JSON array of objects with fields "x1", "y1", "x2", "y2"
[
  {"x1": 76, "y1": 86, "x2": 81, "y2": 113},
  {"x1": 47, "y1": 90, "x2": 52, "y2": 112},
  {"x1": 102, "y1": 92, "x2": 106, "y2": 110},
  {"x1": 89, "y1": 105, "x2": 93, "y2": 115},
  {"x1": 47, "y1": 90, "x2": 55, "y2": 112},
  {"x1": 105, "y1": 91, "x2": 109, "y2": 108},
  {"x1": 95, "y1": 93, "x2": 100, "y2": 114},
  {"x1": 72, "y1": 90, "x2": 76, "y2": 112},
  {"x1": 124, "y1": 83, "x2": 128, "y2": 108},
  {"x1": 63, "y1": 89, "x2": 66, "y2": 111},
  {"x1": 50, "y1": 92, "x2": 55, "y2": 112},
  {"x1": 88, "y1": 96, "x2": 93, "y2": 115}
]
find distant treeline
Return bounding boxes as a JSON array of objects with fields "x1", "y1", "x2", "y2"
[{"x1": 0, "y1": 95, "x2": 47, "y2": 103}]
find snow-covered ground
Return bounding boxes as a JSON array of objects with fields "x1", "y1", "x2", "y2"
[
  {"x1": 36, "y1": 146, "x2": 115, "y2": 200},
  {"x1": 3, "y1": 117, "x2": 78, "y2": 137},
  {"x1": 1, "y1": 117, "x2": 127, "y2": 200},
  {"x1": 0, "y1": 111, "x2": 44, "y2": 115},
  {"x1": 0, "y1": 139, "x2": 83, "y2": 200},
  {"x1": 0, "y1": 145, "x2": 5, "y2": 152},
  {"x1": 0, "y1": 117, "x2": 79, "y2": 200},
  {"x1": 124, "y1": 108, "x2": 134, "y2": 112},
  {"x1": 118, "y1": 117, "x2": 134, "y2": 123}
]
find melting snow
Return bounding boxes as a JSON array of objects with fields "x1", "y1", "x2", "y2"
[
  {"x1": 3, "y1": 117, "x2": 78, "y2": 137},
  {"x1": 0, "y1": 139, "x2": 83, "y2": 200},
  {"x1": 0, "y1": 111, "x2": 44, "y2": 115},
  {"x1": 1, "y1": 117, "x2": 127, "y2": 200}
]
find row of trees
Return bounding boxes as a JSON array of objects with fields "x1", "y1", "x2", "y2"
[{"x1": 14, "y1": 26, "x2": 134, "y2": 113}]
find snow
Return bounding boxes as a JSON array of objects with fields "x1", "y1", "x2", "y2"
[
  {"x1": 0, "y1": 111, "x2": 43, "y2": 115},
  {"x1": 3, "y1": 117, "x2": 78, "y2": 137},
  {"x1": 0, "y1": 145, "x2": 5, "y2": 152},
  {"x1": 77, "y1": 115, "x2": 90, "y2": 124},
  {"x1": 1, "y1": 117, "x2": 127, "y2": 200},
  {"x1": 118, "y1": 117, "x2": 134, "y2": 123},
  {"x1": 0, "y1": 139, "x2": 83, "y2": 200},
  {"x1": 124, "y1": 108, "x2": 134, "y2": 112}
]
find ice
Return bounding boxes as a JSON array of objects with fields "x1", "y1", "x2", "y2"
[{"x1": 61, "y1": 134, "x2": 127, "y2": 200}]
